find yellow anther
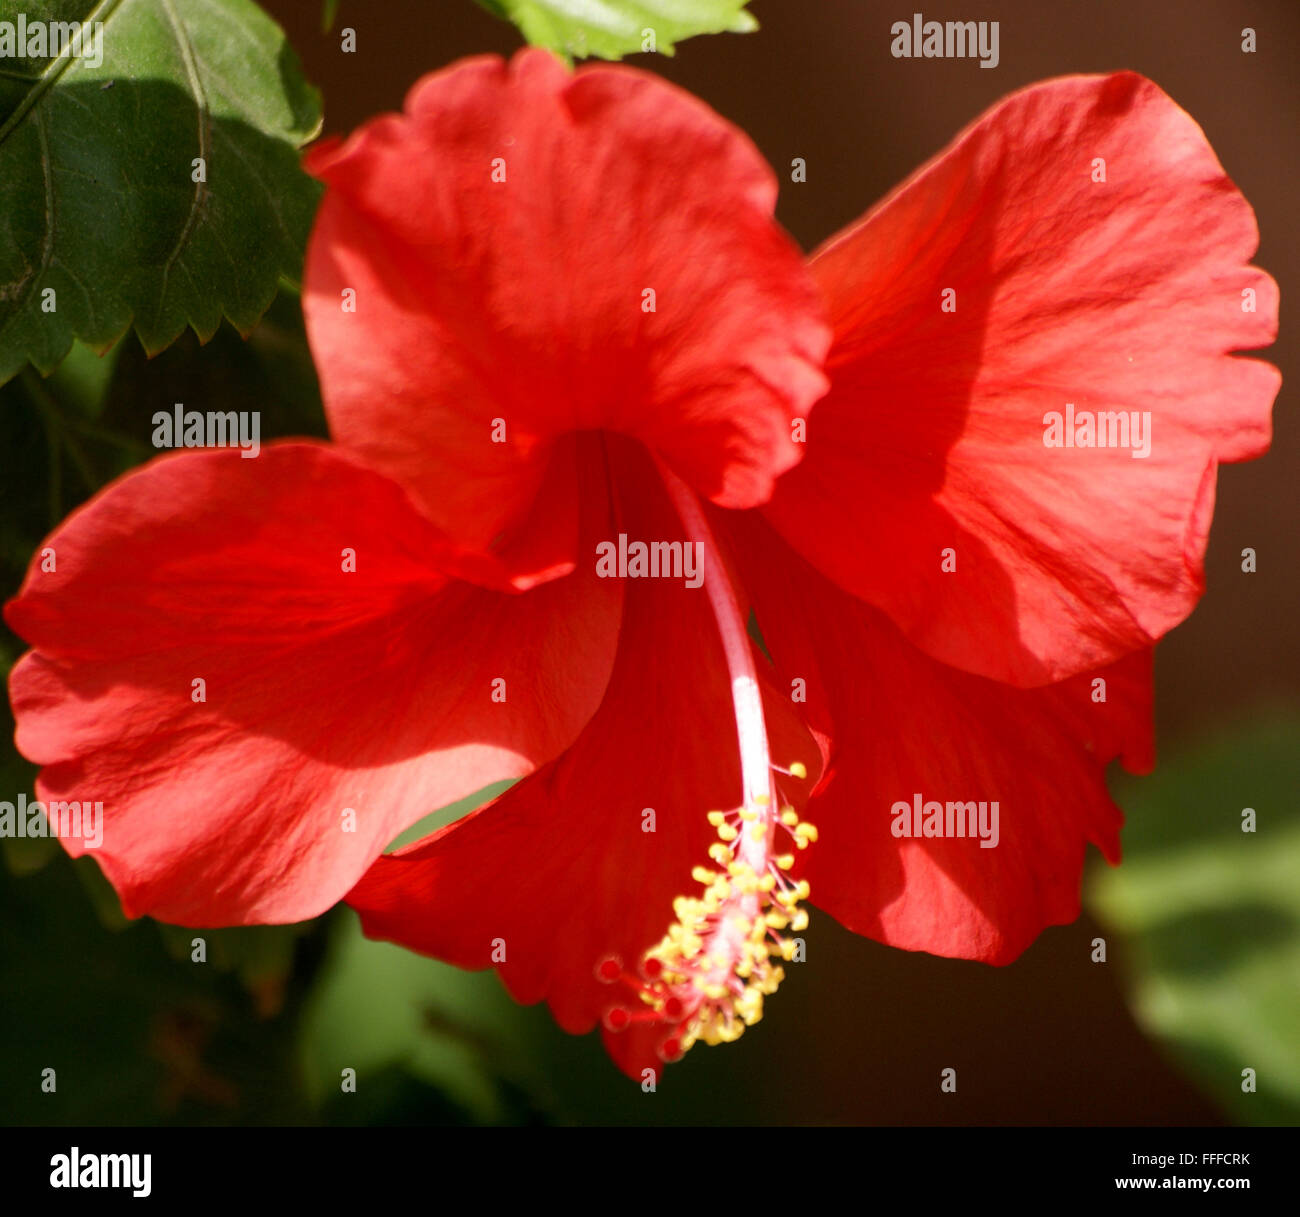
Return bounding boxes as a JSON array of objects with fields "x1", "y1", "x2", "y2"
[
  {"x1": 635, "y1": 800, "x2": 820, "y2": 1067},
  {"x1": 789, "y1": 761, "x2": 808, "y2": 780}
]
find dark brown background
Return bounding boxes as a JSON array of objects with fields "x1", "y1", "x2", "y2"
[{"x1": 259, "y1": 0, "x2": 1298, "y2": 1123}]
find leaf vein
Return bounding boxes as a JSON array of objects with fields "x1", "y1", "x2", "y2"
[
  {"x1": 0, "y1": 0, "x2": 125, "y2": 151},
  {"x1": 157, "y1": 0, "x2": 213, "y2": 306}
]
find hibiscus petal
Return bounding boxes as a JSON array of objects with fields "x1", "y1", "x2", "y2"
[
  {"x1": 766, "y1": 72, "x2": 1279, "y2": 686},
  {"x1": 4, "y1": 443, "x2": 620, "y2": 924},
  {"x1": 732, "y1": 516, "x2": 1153, "y2": 964},
  {"x1": 303, "y1": 48, "x2": 829, "y2": 585},
  {"x1": 347, "y1": 443, "x2": 820, "y2": 1076}
]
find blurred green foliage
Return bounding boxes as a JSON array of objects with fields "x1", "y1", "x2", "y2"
[{"x1": 1090, "y1": 712, "x2": 1300, "y2": 1125}]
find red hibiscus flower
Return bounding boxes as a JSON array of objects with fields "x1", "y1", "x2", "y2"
[{"x1": 4, "y1": 50, "x2": 1277, "y2": 1083}]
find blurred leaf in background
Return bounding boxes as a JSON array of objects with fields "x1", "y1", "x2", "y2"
[
  {"x1": 301, "y1": 911, "x2": 550, "y2": 1126},
  {"x1": 473, "y1": 0, "x2": 757, "y2": 61},
  {"x1": 1090, "y1": 710, "x2": 1300, "y2": 1125},
  {"x1": 1, "y1": 768, "x2": 563, "y2": 1127},
  {"x1": 0, "y1": 838, "x2": 328, "y2": 1125},
  {"x1": 0, "y1": 0, "x2": 322, "y2": 383}
]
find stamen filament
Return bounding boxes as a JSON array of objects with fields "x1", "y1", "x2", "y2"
[
  {"x1": 656, "y1": 462, "x2": 774, "y2": 814},
  {"x1": 595, "y1": 459, "x2": 816, "y2": 1066}
]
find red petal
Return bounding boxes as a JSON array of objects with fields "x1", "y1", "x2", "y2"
[
  {"x1": 347, "y1": 443, "x2": 819, "y2": 1074},
  {"x1": 4, "y1": 443, "x2": 620, "y2": 924},
  {"x1": 768, "y1": 72, "x2": 1279, "y2": 686},
  {"x1": 303, "y1": 49, "x2": 829, "y2": 584},
  {"x1": 733, "y1": 516, "x2": 1153, "y2": 964}
]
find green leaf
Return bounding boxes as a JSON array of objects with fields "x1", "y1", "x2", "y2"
[
  {"x1": 0, "y1": 0, "x2": 323, "y2": 385},
  {"x1": 476, "y1": 0, "x2": 758, "y2": 61},
  {"x1": 1089, "y1": 711, "x2": 1300, "y2": 1124},
  {"x1": 300, "y1": 910, "x2": 548, "y2": 1124}
]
